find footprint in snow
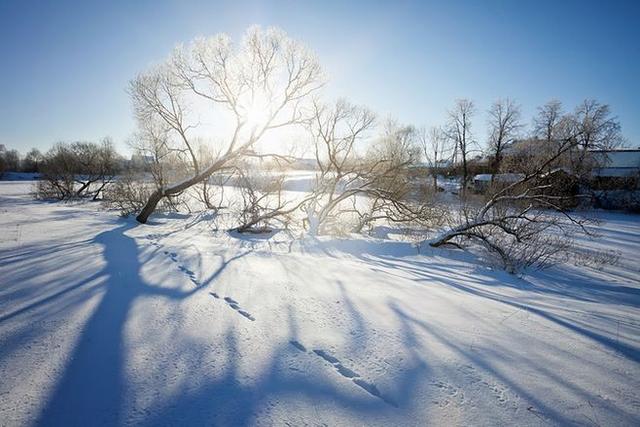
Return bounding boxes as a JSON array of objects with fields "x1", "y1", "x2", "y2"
[
  {"x1": 289, "y1": 340, "x2": 306, "y2": 352},
  {"x1": 288, "y1": 341, "x2": 397, "y2": 407},
  {"x1": 154, "y1": 247, "x2": 200, "y2": 287},
  {"x1": 209, "y1": 293, "x2": 255, "y2": 321}
]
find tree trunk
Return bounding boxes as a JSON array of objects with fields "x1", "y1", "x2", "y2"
[
  {"x1": 461, "y1": 156, "x2": 468, "y2": 195},
  {"x1": 135, "y1": 151, "x2": 237, "y2": 224},
  {"x1": 136, "y1": 189, "x2": 164, "y2": 223}
]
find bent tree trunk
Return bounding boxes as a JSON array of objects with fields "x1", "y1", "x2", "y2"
[
  {"x1": 136, "y1": 155, "x2": 233, "y2": 224},
  {"x1": 136, "y1": 190, "x2": 165, "y2": 223}
]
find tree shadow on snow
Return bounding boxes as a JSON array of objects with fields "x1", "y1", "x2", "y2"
[
  {"x1": 33, "y1": 223, "x2": 431, "y2": 426},
  {"x1": 35, "y1": 222, "x2": 206, "y2": 426}
]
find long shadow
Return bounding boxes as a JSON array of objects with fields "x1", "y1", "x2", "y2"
[
  {"x1": 136, "y1": 303, "x2": 429, "y2": 426},
  {"x1": 390, "y1": 300, "x2": 640, "y2": 425},
  {"x1": 36, "y1": 223, "x2": 143, "y2": 425},
  {"x1": 383, "y1": 254, "x2": 640, "y2": 363},
  {"x1": 0, "y1": 272, "x2": 102, "y2": 323},
  {"x1": 35, "y1": 222, "x2": 205, "y2": 426},
  {"x1": 389, "y1": 301, "x2": 580, "y2": 425},
  {"x1": 319, "y1": 239, "x2": 640, "y2": 364}
]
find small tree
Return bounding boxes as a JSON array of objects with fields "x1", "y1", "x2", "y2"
[
  {"x1": 37, "y1": 139, "x2": 121, "y2": 200},
  {"x1": 21, "y1": 148, "x2": 44, "y2": 173},
  {"x1": 0, "y1": 152, "x2": 6, "y2": 178},
  {"x1": 533, "y1": 99, "x2": 566, "y2": 142},
  {"x1": 303, "y1": 99, "x2": 375, "y2": 234},
  {"x1": 231, "y1": 161, "x2": 295, "y2": 233},
  {"x1": 572, "y1": 99, "x2": 623, "y2": 151},
  {"x1": 419, "y1": 126, "x2": 451, "y2": 190},
  {"x1": 445, "y1": 99, "x2": 475, "y2": 194},
  {"x1": 304, "y1": 102, "x2": 434, "y2": 235},
  {"x1": 486, "y1": 98, "x2": 522, "y2": 178},
  {"x1": 1, "y1": 149, "x2": 20, "y2": 172},
  {"x1": 569, "y1": 99, "x2": 623, "y2": 178}
]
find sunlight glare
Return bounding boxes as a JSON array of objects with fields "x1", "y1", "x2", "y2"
[{"x1": 243, "y1": 92, "x2": 272, "y2": 131}]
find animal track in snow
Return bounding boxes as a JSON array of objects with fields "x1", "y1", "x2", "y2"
[
  {"x1": 335, "y1": 364, "x2": 358, "y2": 378},
  {"x1": 288, "y1": 341, "x2": 397, "y2": 407},
  {"x1": 145, "y1": 235, "x2": 200, "y2": 287},
  {"x1": 161, "y1": 250, "x2": 200, "y2": 286},
  {"x1": 430, "y1": 381, "x2": 465, "y2": 408},
  {"x1": 313, "y1": 349, "x2": 339, "y2": 364},
  {"x1": 455, "y1": 363, "x2": 515, "y2": 407},
  {"x1": 209, "y1": 292, "x2": 255, "y2": 321},
  {"x1": 289, "y1": 340, "x2": 306, "y2": 352}
]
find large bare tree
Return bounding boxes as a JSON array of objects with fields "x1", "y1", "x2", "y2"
[{"x1": 129, "y1": 26, "x2": 323, "y2": 223}]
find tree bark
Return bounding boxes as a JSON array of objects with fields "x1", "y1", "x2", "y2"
[
  {"x1": 136, "y1": 189, "x2": 165, "y2": 223},
  {"x1": 135, "y1": 152, "x2": 236, "y2": 223}
]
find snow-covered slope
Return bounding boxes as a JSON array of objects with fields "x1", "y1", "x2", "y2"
[{"x1": 1, "y1": 181, "x2": 638, "y2": 426}]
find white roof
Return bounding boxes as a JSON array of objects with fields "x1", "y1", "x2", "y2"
[
  {"x1": 591, "y1": 150, "x2": 640, "y2": 177},
  {"x1": 474, "y1": 174, "x2": 492, "y2": 182},
  {"x1": 592, "y1": 150, "x2": 640, "y2": 168},
  {"x1": 474, "y1": 173, "x2": 524, "y2": 182}
]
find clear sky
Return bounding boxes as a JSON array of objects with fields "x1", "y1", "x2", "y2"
[{"x1": 1, "y1": 0, "x2": 638, "y2": 154}]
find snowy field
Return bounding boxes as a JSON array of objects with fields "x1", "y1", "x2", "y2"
[{"x1": 1, "y1": 180, "x2": 639, "y2": 426}]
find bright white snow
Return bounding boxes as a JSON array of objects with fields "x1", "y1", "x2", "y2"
[{"x1": 0, "y1": 180, "x2": 639, "y2": 426}]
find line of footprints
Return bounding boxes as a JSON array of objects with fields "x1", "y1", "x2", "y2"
[
  {"x1": 148, "y1": 234, "x2": 393, "y2": 406},
  {"x1": 290, "y1": 340, "x2": 398, "y2": 407},
  {"x1": 146, "y1": 236, "x2": 199, "y2": 286},
  {"x1": 209, "y1": 292, "x2": 255, "y2": 321},
  {"x1": 146, "y1": 235, "x2": 256, "y2": 322},
  {"x1": 164, "y1": 250, "x2": 200, "y2": 286}
]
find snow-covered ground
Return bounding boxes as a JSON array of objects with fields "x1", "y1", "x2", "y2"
[{"x1": 1, "y1": 180, "x2": 639, "y2": 426}]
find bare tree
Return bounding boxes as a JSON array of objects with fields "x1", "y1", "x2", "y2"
[
  {"x1": 572, "y1": 99, "x2": 623, "y2": 151},
  {"x1": 231, "y1": 160, "x2": 298, "y2": 233},
  {"x1": 22, "y1": 148, "x2": 44, "y2": 173},
  {"x1": 429, "y1": 133, "x2": 591, "y2": 272},
  {"x1": 445, "y1": 99, "x2": 475, "y2": 194},
  {"x1": 353, "y1": 121, "x2": 437, "y2": 232},
  {"x1": 37, "y1": 139, "x2": 121, "y2": 200},
  {"x1": 419, "y1": 126, "x2": 451, "y2": 190},
  {"x1": 533, "y1": 99, "x2": 565, "y2": 142},
  {"x1": 107, "y1": 122, "x2": 188, "y2": 215},
  {"x1": 130, "y1": 26, "x2": 323, "y2": 223},
  {"x1": 303, "y1": 103, "x2": 434, "y2": 235},
  {"x1": 303, "y1": 99, "x2": 376, "y2": 234},
  {"x1": 486, "y1": 98, "x2": 522, "y2": 178},
  {"x1": 558, "y1": 99, "x2": 623, "y2": 179}
]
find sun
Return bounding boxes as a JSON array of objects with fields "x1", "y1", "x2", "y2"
[{"x1": 242, "y1": 92, "x2": 272, "y2": 130}]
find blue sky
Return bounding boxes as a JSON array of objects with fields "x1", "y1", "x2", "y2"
[{"x1": 1, "y1": 0, "x2": 638, "y2": 154}]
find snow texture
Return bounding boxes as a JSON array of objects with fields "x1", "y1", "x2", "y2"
[{"x1": 0, "y1": 181, "x2": 639, "y2": 426}]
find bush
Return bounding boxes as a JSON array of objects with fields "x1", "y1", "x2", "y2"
[{"x1": 36, "y1": 139, "x2": 121, "y2": 200}]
